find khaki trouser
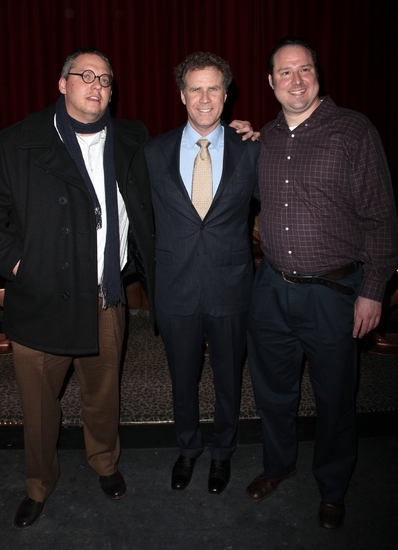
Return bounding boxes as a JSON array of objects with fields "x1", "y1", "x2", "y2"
[{"x1": 13, "y1": 299, "x2": 125, "y2": 502}]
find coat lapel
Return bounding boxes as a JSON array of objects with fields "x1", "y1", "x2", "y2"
[
  {"x1": 113, "y1": 126, "x2": 140, "y2": 191},
  {"x1": 35, "y1": 138, "x2": 86, "y2": 188},
  {"x1": 20, "y1": 105, "x2": 86, "y2": 188}
]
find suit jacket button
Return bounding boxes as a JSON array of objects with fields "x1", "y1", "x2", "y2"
[
  {"x1": 62, "y1": 292, "x2": 70, "y2": 300},
  {"x1": 140, "y1": 203, "x2": 147, "y2": 210}
]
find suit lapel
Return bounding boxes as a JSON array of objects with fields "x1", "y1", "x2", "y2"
[
  {"x1": 210, "y1": 123, "x2": 244, "y2": 206},
  {"x1": 160, "y1": 126, "x2": 192, "y2": 203},
  {"x1": 155, "y1": 123, "x2": 245, "y2": 222}
]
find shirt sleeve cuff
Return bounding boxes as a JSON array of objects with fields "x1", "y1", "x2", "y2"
[{"x1": 359, "y1": 279, "x2": 385, "y2": 303}]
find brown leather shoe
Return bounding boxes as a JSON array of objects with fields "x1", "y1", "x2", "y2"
[
  {"x1": 14, "y1": 496, "x2": 45, "y2": 529},
  {"x1": 245, "y1": 469, "x2": 297, "y2": 502},
  {"x1": 318, "y1": 501, "x2": 345, "y2": 530},
  {"x1": 99, "y1": 471, "x2": 126, "y2": 500}
]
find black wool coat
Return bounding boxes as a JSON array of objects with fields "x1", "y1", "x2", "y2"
[{"x1": 0, "y1": 105, "x2": 155, "y2": 355}]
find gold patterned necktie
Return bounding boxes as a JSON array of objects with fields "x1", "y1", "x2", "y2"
[{"x1": 191, "y1": 138, "x2": 213, "y2": 220}]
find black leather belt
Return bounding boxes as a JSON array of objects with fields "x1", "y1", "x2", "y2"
[{"x1": 280, "y1": 263, "x2": 356, "y2": 295}]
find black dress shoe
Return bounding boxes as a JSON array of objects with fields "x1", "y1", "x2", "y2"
[
  {"x1": 318, "y1": 501, "x2": 345, "y2": 530},
  {"x1": 208, "y1": 459, "x2": 231, "y2": 494},
  {"x1": 14, "y1": 496, "x2": 45, "y2": 529},
  {"x1": 171, "y1": 455, "x2": 196, "y2": 490},
  {"x1": 99, "y1": 471, "x2": 126, "y2": 500}
]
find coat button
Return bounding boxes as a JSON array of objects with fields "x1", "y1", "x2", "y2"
[
  {"x1": 59, "y1": 197, "x2": 67, "y2": 205},
  {"x1": 62, "y1": 292, "x2": 70, "y2": 300},
  {"x1": 140, "y1": 203, "x2": 147, "y2": 210},
  {"x1": 62, "y1": 227, "x2": 70, "y2": 235},
  {"x1": 61, "y1": 262, "x2": 69, "y2": 270}
]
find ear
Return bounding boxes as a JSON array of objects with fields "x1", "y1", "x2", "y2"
[
  {"x1": 268, "y1": 74, "x2": 274, "y2": 90},
  {"x1": 58, "y1": 77, "x2": 67, "y2": 95},
  {"x1": 180, "y1": 90, "x2": 186, "y2": 105}
]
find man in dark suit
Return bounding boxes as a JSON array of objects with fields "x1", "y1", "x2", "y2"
[
  {"x1": 145, "y1": 52, "x2": 260, "y2": 494},
  {"x1": 0, "y1": 48, "x2": 155, "y2": 528}
]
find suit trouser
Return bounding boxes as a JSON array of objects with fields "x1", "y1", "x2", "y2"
[
  {"x1": 247, "y1": 259, "x2": 361, "y2": 502},
  {"x1": 156, "y1": 305, "x2": 248, "y2": 460},
  {"x1": 12, "y1": 298, "x2": 125, "y2": 503}
]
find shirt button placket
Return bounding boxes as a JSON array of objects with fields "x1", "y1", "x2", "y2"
[{"x1": 284, "y1": 138, "x2": 295, "y2": 266}]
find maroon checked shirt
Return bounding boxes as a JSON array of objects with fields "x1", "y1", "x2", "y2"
[{"x1": 257, "y1": 96, "x2": 398, "y2": 303}]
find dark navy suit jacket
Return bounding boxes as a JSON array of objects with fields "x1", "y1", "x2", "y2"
[{"x1": 145, "y1": 122, "x2": 260, "y2": 317}]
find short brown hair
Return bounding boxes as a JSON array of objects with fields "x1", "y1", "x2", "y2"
[
  {"x1": 268, "y1": 36, "x2": 318, "y2": 77},
  {"x1": 175, "y1": 52, "x2": 233, "y2": 92}
]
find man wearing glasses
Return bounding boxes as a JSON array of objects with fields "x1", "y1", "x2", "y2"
[
  {"x1": 0, "y1": 48, "x2": 155, "y2": 529},
  {"x1": 0, "y1": 47, "x2": 255, "y2": 529}
]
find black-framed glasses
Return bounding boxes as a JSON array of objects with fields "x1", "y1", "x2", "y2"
[{"x1": 68, "y1": 70, "x2": 113, "y2": 87}]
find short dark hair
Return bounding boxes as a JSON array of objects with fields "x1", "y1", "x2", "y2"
[
  {"x1": 60, "y1": 47, "x2": 114, "y2": 83},
  {"x1": 268, "y1": 36, "x2": 318, "y2": 76},
  {"x1": 174, "y1": 52, "x2": 233, "y2": 92}
]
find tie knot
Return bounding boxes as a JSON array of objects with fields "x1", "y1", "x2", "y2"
[
  {"x1": 196, "y1": 138, "x2": 210, "y2": 150},
  {"x1": 196, "y1": 139, "x2": 210, "y2": 161}
]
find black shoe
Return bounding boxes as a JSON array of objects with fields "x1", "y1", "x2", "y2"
[
  {"x1": 318, "y1": 501, "x2": 345, "y2": 530},
  {"x1": 208, "y1": 459, "x2": 231, "y2": 494},
  {"x1": 171, "y1": 455, "x2": 196, "y2": 490},
  {"x1": 14, "y1": 496, "x2": 45, "y2": 530},
  {"x1": 99, "y1": 471, "x2": 126, "y2": 500}
]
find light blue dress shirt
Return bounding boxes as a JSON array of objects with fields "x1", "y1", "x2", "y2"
[{"x1": 179, "y1": 122, "x2": 224, "y2": 198}]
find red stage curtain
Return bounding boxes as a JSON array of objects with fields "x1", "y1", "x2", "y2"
[{"x1": 0, "y1": 0, "x2": 397, "y2": 186}]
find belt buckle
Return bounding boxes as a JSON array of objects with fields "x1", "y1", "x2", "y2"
[{"x1": 281, "y1": 272, "x2": 294, "y2": 284}]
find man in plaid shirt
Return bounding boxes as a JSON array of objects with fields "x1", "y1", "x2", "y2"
[{"x1": 245, "y1": 36, "x2": 398, "y2": 530}]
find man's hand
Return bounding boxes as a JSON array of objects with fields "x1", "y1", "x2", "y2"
[
  {"x1": 229, "y1": 120, "x2": 260, "y2": 141},
  {"x1": 353, "y1": 296, "x2": 382, "y2": 338}
]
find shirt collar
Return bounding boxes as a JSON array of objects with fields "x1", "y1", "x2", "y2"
[
  {"x1": 184, "y1": 121, "x2": 223, "y2": 151},
  {"x1": 77, "y1": 128, "x2": 106, "y2": 145},
  {"x1": 271, "y1": 96, "x2": 336, "y2": 132}
]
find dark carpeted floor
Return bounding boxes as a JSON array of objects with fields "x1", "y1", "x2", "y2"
[
  {"x1": 0, "y1": 437, "x2": 397, "y2": 550},
  {"x1": 0, "y1": 310, "x2": 397, "y2": 548}
]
